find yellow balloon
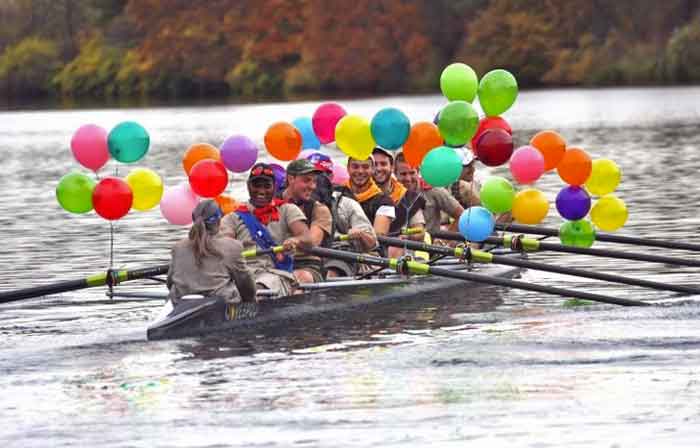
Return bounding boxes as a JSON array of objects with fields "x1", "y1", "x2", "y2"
[
  {"x1": 126, "y1": 168, "x2": 164, "y2": 211},
  {"x1": 585, "y1": 159, "x2": 621, "y2": 196},
  {"x1": 512, "y1": 188, "x2": 549, "y2": 224},
  {"x1": 335, "y1": 115, "x2": 376, "y2": 160},
  {"x1": 591, "y1": 194, "x2": 627, "y2": 232}
]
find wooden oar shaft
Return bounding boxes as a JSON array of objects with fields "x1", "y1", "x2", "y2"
[
  {"x1": 430, "y1": 230, "x2": 700, "y2": 267},
  {"x1": 379, "y1": 236, "x2": 700, "y2": 295},
  {"x1": 497, "y1": 223, "x2": 700, "y2": 252},
  {"x1": 0, "y1": 265, "x2": 169, "y2": 305},
  {"x1": 307, "y1": 247, "x2": 649, "y2": 307}
]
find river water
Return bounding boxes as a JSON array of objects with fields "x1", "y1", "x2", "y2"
[{"x1": 2, "y1": 87, "x2": 700, "y2": 447}]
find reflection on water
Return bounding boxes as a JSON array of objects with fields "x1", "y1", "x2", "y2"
[{"x1": 2, "y1": 87, "x2": 700, "y2": 446}]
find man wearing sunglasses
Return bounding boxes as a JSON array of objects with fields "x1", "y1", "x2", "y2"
[{"x1": 220, "y1": 163, "x2": 311, "y2": 297}]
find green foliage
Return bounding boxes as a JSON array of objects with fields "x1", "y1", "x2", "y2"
[
  {"x1": 52, "y1": 35, "x2": 123, "y2": 97},
  {"x1": 226, "y1": 61, "x2": 284, "y2": 97},
  {"x1": 0, "y1": 36, "x2": 61, "y2": 96},
  {"x1": 664, "y1": 19, "x2": 700, "y2": 82}
]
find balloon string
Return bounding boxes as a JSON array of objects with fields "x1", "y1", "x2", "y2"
[{"x1": 109, "y1": 221, "x2": 114, "y2": 269}]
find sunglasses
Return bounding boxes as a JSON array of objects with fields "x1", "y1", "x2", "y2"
[{"x1": 251, "y1": 165, "x2": 274, "y2": 177}]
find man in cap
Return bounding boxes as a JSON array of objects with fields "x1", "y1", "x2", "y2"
[
  {"x1": 450, "y1": 149, "x2": 482, "y2": 209},
  {"x1": 220, "y1": 162, "x2": 311, "y2": 297}
]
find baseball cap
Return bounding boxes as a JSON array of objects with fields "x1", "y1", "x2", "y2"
[
  {"x1": 305, "y1": 152, "x2": 333, "y2": 174},
  {"x1": 286, "y1": 159, "x2": 322, "y2": 176},
  {"x1": 456, "y1": 148, "x2": 476, "y2": 166},
  {"x1": 248, "y1": 162, "x2": 276, "y2": 182},
  {"x1": 372, "y1": 147, "x2": 394, "y2": 163}
]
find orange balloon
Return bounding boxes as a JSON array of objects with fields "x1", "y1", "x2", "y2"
[
  {"x1": 557, "y1": 147, "x2": 592, "y2": 186},
  {"x1": 403, "y1": 122, "x2": 444, "y2": 168},
  {"x1": 264, "y1": 122, "x2": 302, "y2": 161},
  {"x1": 530, "y1": 130, "x2": 566, "y2": 171},
  {"x1": 215, "y1": 194, "x2": 238, "y2": 214},
  {"x1": 182, "y1": 143, "x2": 220, "y2": 175}
]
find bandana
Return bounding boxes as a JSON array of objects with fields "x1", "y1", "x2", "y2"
[
  {"x1": 387, "y1": 177, "x2": 407, "y2": 204},
  {"x1": 345, "y1": 178, "x2": 383, "y2": 203},
  {"x1": 238, "y1": 198, "x2": 286, "y2": 225}
]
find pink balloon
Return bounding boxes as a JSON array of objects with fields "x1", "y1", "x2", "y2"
[
  {"x1": 312, "y1": 103, "x2": 346, "y2": 144},
  {"x1": 297, "y1": 148, "x2": 318, "y2": 160},
  {"x1": 510, "y1": 145, "x2": 545, "y2": 184},
  {"x1": 160, "y1": 184, "x2": 200, "y2": 225},
  {"x1": 332, "y1": 163, "x2": 349, "y2": 186},
  {"x1": 71, "y1": 124, "x2": 109, "y2": 172}
]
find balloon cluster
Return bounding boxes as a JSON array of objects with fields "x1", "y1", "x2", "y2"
[{"x1": 57, "y1": 122, "x2": 162, "y2": 221}]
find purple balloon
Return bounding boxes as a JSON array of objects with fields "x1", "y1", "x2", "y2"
[
  {"x1": 220, "y1": 135, "x2": 258, "y2": 173},
  {"x1": 269, "y1": 163, "x2": 286, "y2": 192},
  {"x1": 556, "y1": 186, "x2": 591, "y2": 220}
]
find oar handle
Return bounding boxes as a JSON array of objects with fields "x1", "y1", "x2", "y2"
[{"x1": 242, "y1": 246, "x2": 284, "y2": 258}]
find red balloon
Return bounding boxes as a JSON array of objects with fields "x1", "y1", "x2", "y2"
[
  {"x1": 189, "y1": 159, "x2": 229, "y2": 198},
  {"x1": 474, "y1": 128, "x2": 513, "y2": 166},
  {"x1": 93, "y1": 177, "x2": 133, "y2": 220},
  {"x1": 470, "y1": 116, "x2": 512, "y2": 151}
]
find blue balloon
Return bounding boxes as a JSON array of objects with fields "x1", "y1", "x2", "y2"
[
  {"x1": 458, "y1": 206, "x2": 495, "y2": 242},
  {"x1": 292, "y1": 117, "x2": 321, "y2": 150},
  {"x1": 370, "y1": 107, "x2": 410, "y2": 150}
]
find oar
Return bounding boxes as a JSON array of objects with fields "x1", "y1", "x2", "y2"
[
  {"x1": 306, "y1": 247, "x2": 650, "y2": 307},
  {"x1": 379, "y1": 236, "x2": 700, "y2": 295},
  {"x1": 496, "y1": 223, "x2": 700, "y2": 252},
  {"x1": 336, "y1": 227, "x2": 423, "y2": 241},
  {"x1": 431, "y1": 230, "x2": 700, "y2": 268}
]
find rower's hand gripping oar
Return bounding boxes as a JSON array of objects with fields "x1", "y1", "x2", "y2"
[
  {"x1": 378, "y1": 236, "x2": 700, "y2": 296},
  {"x1": 335, "y1": 227, "x2": 423, "y2": 242},
  {"x1": 306, "y1": 246, "x2": 650, "y2": 307}
]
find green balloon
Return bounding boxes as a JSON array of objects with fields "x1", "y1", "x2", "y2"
[
  {"x1": 56, "y1": 172, "x2": 96, "y2": 214},
  {"x1": 420, "y1": 146, "x2": 462, "y2": 187},
  {"x1": 108, "y1": 121, "x2": 150, "y2": 163},
  {"x1": 559, "y1": 219, "x2": 596, "y2": 248},
  {"x1": 480, "y1": 176, "x2": 515, "y2": 213},
  {"x1": 440, "y1": 63, "x2": 478, "y2": 102},
  {"x1": 437, "y1": 101, "x2": 479, "y2": 147},
  {"x1": 478, "y1": 69, "x2": 518, "y2": 117}
]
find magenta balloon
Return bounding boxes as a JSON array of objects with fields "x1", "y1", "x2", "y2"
[
  {"x1": 474, "y1": 128, "x2": 513, "y2": 167},
  {"x1": 269, "y1": 163, "x2": 286, "y2": 192},
  {"x1": 332, "y1": 163, "x2": 349, "y2": 186},
  {"x1": 220, "y1": 135, "x2": 258, "y2": 173},
  {"x1": 312, "y1": 103, "x2": 346, "y2": 144},
  {"x1": 510, "y1": 145, "x2": 545, "y2": 184},
  {"x1": 160, "y1": 184, "x2": 200, "y2": 225},
  {"x1": 71, "y1": 124, "x2": 109, "y2": 172}
]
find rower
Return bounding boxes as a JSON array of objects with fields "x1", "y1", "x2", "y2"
[
  {"x1": 282, "y1": 159, "x2": 332, "y2": 283},
  {"x1": 220, "y1": 162, "x2": 311, "y2": 297},
  {"x1": 450, "y1": 149, "x2": 482, "y2": 209},
  {"x1": 167, "y1": 200, "x2": 257, "y2": 305},
  {"x1": 394, "y1": 152, "x2": 464, "y2": 235}
]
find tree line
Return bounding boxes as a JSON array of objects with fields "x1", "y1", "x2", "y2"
[{"x1": 1, "y1": 0, "x2": 699, "y2": 102}]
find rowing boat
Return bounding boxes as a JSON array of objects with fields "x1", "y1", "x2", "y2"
[{"x1": 146, "y1": 252, "x2": 525, "y2": 341}]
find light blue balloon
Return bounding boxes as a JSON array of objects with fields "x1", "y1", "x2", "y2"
[
  {"x1": 458, "y1": 206, "x2": 495, "y2": 242},
  {"x1": 292, "y1": 117, "x2": 321, "y2": 150},
  {"x1": 370, "y1": 107, "x2": 410, "y2": 150}
]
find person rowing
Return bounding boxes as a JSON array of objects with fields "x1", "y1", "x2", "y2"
[
  {"x1": 450, "y1": 149, "x2": 481, "y2": 209},
  {"x1": 220, "y1": 162, "x2": 311, "y2": 297},
  {"x1": 167, "y1": 199, "x2": 257, "y2": 305},
  {"x1": 281, "y1": 158, "x2": 332, "y2": 283}
]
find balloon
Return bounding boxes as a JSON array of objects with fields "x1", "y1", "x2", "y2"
[
  {"x1": 189, "y1": 159, "x2": 229, "y2": 198},
  {"x1": 92, "y1": 177, "x2": 133, "y2": 220},
  {"x1": 215, "y1": 194, "x2": 238, "y2": 215},
  {"x1": 470, "y1": 116, "x2": 512, "y2": 151},
  {"x1": 70, "y1": 124, "x2": 109, "y2": 172},
  {"x1": 440, "y1": 63, "x2": 478, "y2": 102},
  {"x1": 292, "y1": 117, "x2": 321, "y2": 150},
  {"x1": 591, "y1": 194, "x2": 628, "y2": 232},
  {"x1": 56, "y1": 172, "x2": 96, "y2": 214},
  {"x1": 297, "y1": 148, "x2": 318, "y2": 160},
  {"x1": 557, "y1": 147, "x2": 592, "y2": 186},
  {"x1": 160, "y1": 184, "x2": 199, "y2": 225},
  {"x1": 509, "y1": 145, "x2": 545, "y2": 184},
  {"x1": 474, "y1": 128, "x2": 513, "y2": 166},
  {"x1": 403, "y1": 122, "x2": 443, "y2": 168},
  {"x1": 312, "y1": 103, "x2": 347, "y2": 144},
  {"x1": 269, "y1": 163, "x2": 286, "y2": 192},
  {"x1": 332, "y1": 163, "x2": 350, "y2": 185},
  {"x1": 555, "y1": 186, "x2": 591, "y2": 220},
  {"x1": 335, "y1": 115, "x2": 376, "y2": 160},
  {"x1": 559, "y1": 219, "x2": 596, "y2": 248},
  {"x1": 370, "y1": 107, "x2": 410, "y2": 150},
  {"x1": 437, "y1": 101, "x2": 479, "y2": 146},
  {"x1": 458, "y1": 207, "x2": 495, "y2": 242},
  {"x1": 585, "y1": 159, "x2": 621, "y2": 196},
  {"x1": 420, "y1": 146, "x2": 462, "y2": 187},
  {"x1": 182, "y1": 143, "x2": 219, "y2": 175},
  {"x1": 530, "y1": 130, "x2": 566, "y2": 171},
  {"x1": 480, "y1": 176, "x2": 515, "y2": 213},
  {"x1": 220, "y1": 135, "x2": 258, "y2": 173},
  {"x1": 264, "y1": 122, "x2": 302, "y2": 161},
  {"x1": 107, "y1": 121, "x2": 150, "y2": 163},
  {"x1": 512, "y1": 189, "x2": 549, "y2": 224},
  {"x1": 477, "y1": 69, "x2": 518, "y2": 117},
  {"x1": 125, "y1": 167, "x2": 163, "y2": 211}
]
